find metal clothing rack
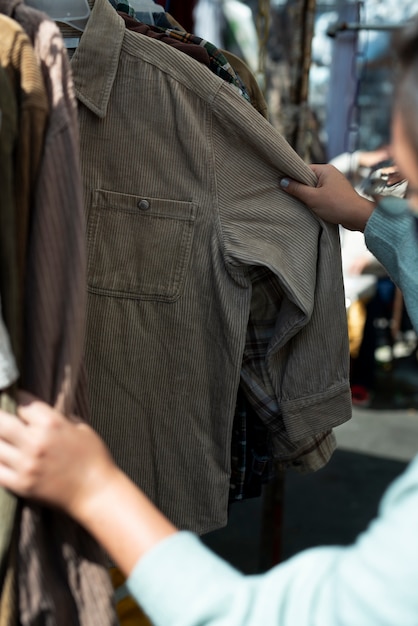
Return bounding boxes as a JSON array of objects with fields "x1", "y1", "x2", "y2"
[{"x1": 327, "y1": 21, "x2": 403, "y2": 38}]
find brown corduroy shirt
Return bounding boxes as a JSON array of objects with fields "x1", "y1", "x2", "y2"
[{"x1": 71, "y1": 0, "x2": 351, "y2": 535}]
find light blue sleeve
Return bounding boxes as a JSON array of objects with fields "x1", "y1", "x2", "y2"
[
  {"x1": 364, "y1": 196, "x2": 418, "y2": 332},
  {"x1": 127, "y1": 455, "x2": 418, "y2": 626}
]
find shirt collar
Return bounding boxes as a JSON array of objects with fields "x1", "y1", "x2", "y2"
[{"x1": 71, "y1": 0, "x2": 125, "y2": 118}]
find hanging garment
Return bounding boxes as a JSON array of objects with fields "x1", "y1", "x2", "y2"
[
  {"x1": 2, "y1": 6, "x2": 87, "y2": 411},
  {"x1": 121, "y1": 15, "x2": 332, "y2": 497},
  {"x1": 120, "y1": 9, "x2": 269, "y2": 505},
  {"x1": 221, "y1": 49, "x2": 269, "y2": 119},
  {"x1": 0, "y1": 2, "x2": 118, "y2": 624},
  {"x1": 0, "y1": 61, "x2": 20, "y2": 626},
  {"x1": 0, "y1": 13, "x2": 48, "y2": 371},
  {"x1": 122, "y1": 14, "x2": 287, "y2": 501},
  {"x1": 157, "y1": 11, "x2": 269, "y2": 117},
  {"x1": 0, "y1": 59, "x2": 19, "y2": 387},
  {"x1": 0, "y1": 293, "x2": 18, "y2": 565},
  {"x1": 167, "y1": 0, "x2": 197, "y2": 34},
  {"x1": 118, "y1": 12, "x2": 251, "y2": 103},
  {"x1": 71, "y1": 0, "x2": 351, "y2": 535},
  {"x1": 0, "y1": 18, "x2": 49, "y2": 624},
  {"x1": 0, "y1": 306, "x2": 18, "y2": 392}
]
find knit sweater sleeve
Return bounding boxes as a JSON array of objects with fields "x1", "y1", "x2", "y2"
[
  {"x1": 126, "y1": 455, "x2": 418, "y2": 626},
  {"x1": 364, "y1": 196, "x2": 418, "y2": 331}
]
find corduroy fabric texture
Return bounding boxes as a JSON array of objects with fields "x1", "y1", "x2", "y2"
[{"x1": 71, "y1": 0, "x2": 351, "y2": 536}]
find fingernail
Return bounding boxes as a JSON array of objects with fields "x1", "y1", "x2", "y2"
[{"x1": 280, "y1": 178, "x2": 290, "y2": 188}]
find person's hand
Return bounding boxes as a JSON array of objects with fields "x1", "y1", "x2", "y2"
[
  {"x1": 0, "y1": 392, "x2": 178, "y2": 575},
  {"x1": 280, "y1": 164, "x2": 376, "y2": 232},
  {"x1": 349, "y1": 254, "x2": 374, "y2": 276},
  {"x1": 0, "y1": 391, "x2": 117, "y2": 520},
  {"x1": 358, "y1": 146, "x2": 391, "y2": 169}
]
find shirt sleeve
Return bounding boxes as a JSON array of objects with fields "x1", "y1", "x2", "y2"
[
  {"x1": 208, "y1": 82, "x2": 351, "y2": 440},
  {"x1": 365, "y1": 196, "x2": 418, "y2": 332},
  {"x1": 127, "y1": 455, "x2": 418, "y2": 626}
]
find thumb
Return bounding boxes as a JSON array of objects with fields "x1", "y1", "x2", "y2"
[
  {"x1": 279, "y1": 176, "x2": 316, "y2": 205},
  {"x1": 16, "y1": 392, "x2": 56, "y2": 427}
]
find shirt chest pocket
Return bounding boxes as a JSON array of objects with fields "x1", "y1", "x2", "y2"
[{"x1": 87, "y1": 190, "x2": 196, "y2": 301}]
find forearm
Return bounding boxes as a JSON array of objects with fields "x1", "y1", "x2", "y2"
[
  {"x1": 126, "y1": 458, "x2": 418, "y2": 626},
  {"x1": 73, "y1": 467, "x2": 178, "y2": 576},
  {"x1": 318, "y1": 187, "x2": 375, "y2": 232},
  {"x1": 346, "y1": 195, "x2": 375, "y2": 232}
]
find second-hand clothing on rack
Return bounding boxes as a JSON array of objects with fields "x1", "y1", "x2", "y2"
[
  {"x1": 71, "y1": 0, "x2": 352, "y2": 536},
  {"x1": 120, "y1": 6, "x2": 277, "y2": 502},
  {"x1": 0, "y1": 0, "x2": 352, "y2": 623},
  {"x1": 0, "y1": 1, "x2": 118, "y2": 624}
]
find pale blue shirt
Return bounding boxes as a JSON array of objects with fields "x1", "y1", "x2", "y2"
[{"x1": 127, "y1": 454, "x2": 418, "y2": 626}]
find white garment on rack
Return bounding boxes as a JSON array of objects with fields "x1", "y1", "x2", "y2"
[{"x1": 0, "y1": 299, "x2": 18, "y2": 389}]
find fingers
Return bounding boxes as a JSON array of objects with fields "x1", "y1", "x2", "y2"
[
  {"x1": 0, "y1": 435, "x2": 44, "y2": 500},
  {"x1": 0, "y1": 463, "x2": 22, "y2": 495},
  {"x1": 0, "y1": 415, "x2": 27, "y2": 494},
  {"x1": 0, "y1": 410, "x2": 26, "y2": 445},
  {"x1": 15, "y1": 391, "x2": 60, "y2": 428},
  {"x1": 279, "y1": 163, "x2": 371, "y2": 229},
  {"x1": 279, "y1": 176, "x2": 317, "y2": 205},
  {"x1": 309, "y1": 163, "x2": 328, "y2": 178},
  {"x1": 279, "y1": 163, "x2": 330, "y2": 205},
  {"x1": 0, "y1": 437, "x2": 21, "y2": 470},
  {"x1": 0, "y1": 394, "x2": 61, "y2": 471}
]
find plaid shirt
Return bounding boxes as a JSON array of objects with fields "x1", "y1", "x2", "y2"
[
  {"x1": 230, "y1": 267, "x2": 338, "y2": 501},
  {"x1": 119, "y1": 9, "x2": 252, "y2": 104},
  {"x1": 161, "y1": 28, "x2": 252, "y2": 103}
]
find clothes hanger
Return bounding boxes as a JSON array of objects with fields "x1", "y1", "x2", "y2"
[
  {"x1": 128, "y1": 0, "x2": 164, "y2": 26},
  {"x1": 129, "y1": 0, "x2": 164, "y2": 12},
  {"x1": 25, "y1": 0, "x2": 91, "y2": 50},
  {"x1": 25, "y1": 0, "x2": 91, "y2": 32}
]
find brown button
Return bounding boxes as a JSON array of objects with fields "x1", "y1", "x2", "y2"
[{"x1": 137, "y1": 199, "x2": 150, "y2": 210}]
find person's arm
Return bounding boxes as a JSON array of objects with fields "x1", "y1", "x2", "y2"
[
  {"x1": 127, "y1": 455, "x2": 418, "y2": 626},
  {"x1": 364, "y1": 196, "x2": 418, "y2": 332},
  {"x1": 0, "y1": 392, "x2": 177, "y2": 576},
  {"x1": 279, "y1": 164, "x2": 376, "y2": 231},
  {"x1": 2, "y1": 394, "x2": 418, "y2": 626}
]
